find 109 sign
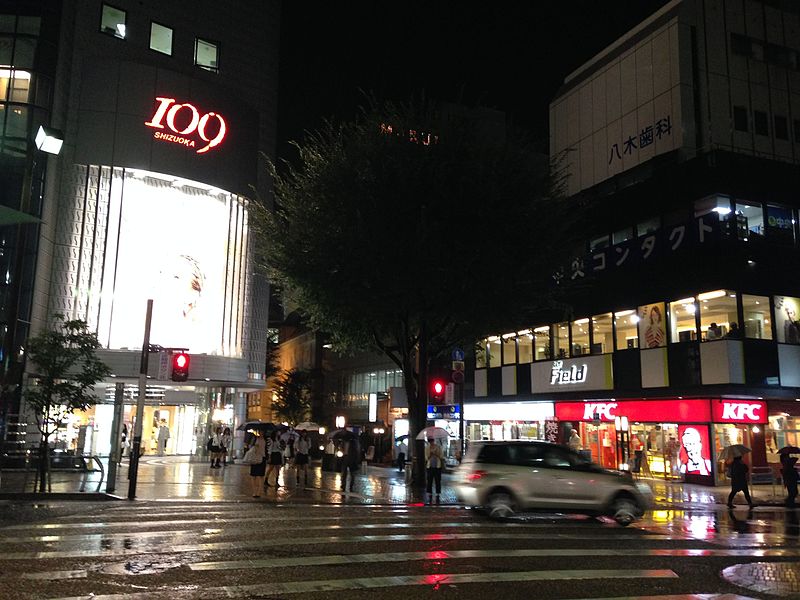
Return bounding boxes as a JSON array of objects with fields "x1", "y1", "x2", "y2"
[{"x1": 145, "y1": 97, "x2": 227, "y2": 154}]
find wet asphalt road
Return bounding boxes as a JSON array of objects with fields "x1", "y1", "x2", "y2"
[{"x1": 0, "y1": 498, "x2": 798, "y2": 599}]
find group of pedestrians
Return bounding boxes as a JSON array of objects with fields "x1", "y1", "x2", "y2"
[
  {"x1": 245, "y1": 429, "x2": 312, "y2": 497},
  {"x1": 208, "y1": 426, "x2": 232, "y2": 468},
  {"x1": 726, "y1": 453, "x2": 798, "y2": 509}
]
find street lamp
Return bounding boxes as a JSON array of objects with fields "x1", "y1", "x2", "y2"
[{"x1": 34, "y1": 125, "x2": 64, "y2": 155}]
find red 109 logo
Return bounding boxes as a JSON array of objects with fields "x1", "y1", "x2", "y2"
[{"x1": 145, "y1": 97, "x2": 227, "y2": 154}]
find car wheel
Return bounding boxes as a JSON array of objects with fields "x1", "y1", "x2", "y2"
[
  {"x1": 611, "y1": 496, "x2": 639, "y2": 527},
  {"x1": 487, "y1": 491, "x2": 516, "y2": 519}
]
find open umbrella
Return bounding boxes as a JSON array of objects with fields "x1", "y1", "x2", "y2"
[
  {"x1": 236, "y1": 421, "x2": 276, "y2": 433},
  {"x1": 295, "y1": 421, "x2": 320, "y2": 432},
  {"x1": 416, "y1": 426, "x2": 451, "y2": 440},
  {"x1": 395, "y1": 434, "x2": 408, "y2": 442},
  {"x1": 718, "y1": 444, "x2": 751, "y2": 461},
  {"x1": 328, "y1": 428, "x2": 357, "y2": 442},
  {"x1": 778, "y1": 446, "x2": 800, "y2": 455},
  {"x1": 280, "y1": 430, "x2": 300, "y2": 442}
]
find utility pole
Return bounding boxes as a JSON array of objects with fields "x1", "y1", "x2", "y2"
[{"x1": 128, "y1": 299, "x2": 153, "y2": 500}]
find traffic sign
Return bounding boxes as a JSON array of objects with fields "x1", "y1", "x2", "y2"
[{"x1": 452, "y1": 348, "x2": 465, "y2": 361}]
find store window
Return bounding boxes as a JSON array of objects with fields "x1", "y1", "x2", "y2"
[
  {"x1": 765, "y1": 204, "x2": 796, "y2": 244},
  {"x1": 553, "y1": 322, "x2": 569, "y2": 359},
  {"x1": 534, "y1": 326, "x2": 551, "y2": 360},
  {"x1": 735, "y1": 202, "x2": 764, "y2": 238},
  {"x1": 669, "y1": 297, "x2": 697, "y2": 343},
  {"x1": 698, "y1": 289, "x2": 738, "y2": 340},
  {"x1": 636, "y1": 217, "x2": 660, "y2": 237},
  {"x1": 195, "y1": 37, "x2": 219, "y2": 73},
  {"x1": 638, "y1": 302, "x2": 666, "y2": 348},
  {"x1": 150, "y1": 22, "x2": 173, "y2": 55},
  {"x1": 774, "y1": 296, "x2": 800, "y2": 344},
  {"x1": 589, "y1": 234, "x2": 609, "y2": 251},
  {"x1": 742, "y1": 294, "x2": 772, "y2": 339},
  {"x1": 502, "y1": 333, "x2": 516, "y2": 365},
  {"x1": 612, "y1": 227, "x2": 633, "y2": 245},
  {"x1": 570, "y1": 318, "x2": 590, "y2": 356},
  {"x1": 517, "y1": 330, "x2": 533, "y2": 364},
  {"x1": 767, "y1": 414, "x2": 799, "y2": 463},
  {"x1": 614, "y1": 309, "x2": 639, "y2": 350},
  {"x1": 694, "y1": 194, "x2": 732, "y2": 218},
  {"x1": 487, "y1": 336, "x2": 501, "y2": 367},
  {"x1": 591, "y1": 313, "x2": 613, "y2": 354},
  {"x1": 475, "y1": 340, "x2": 487, "y2": 368},
  {"x1": 100, "y1": 4, "x2": 126, "y2": 39}
]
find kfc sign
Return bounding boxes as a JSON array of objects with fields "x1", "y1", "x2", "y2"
[
  {"x1": 145, "y1": 97, "x2": 227, "y2": 154},
  {"x1": 550, "y1": 360, "x2": 588, "y2": 385},
  {"x1": 712, "y1": 400, "x2": 767, "y2": 424},
  {"x1": 582, "y1": 402, "x2": 617, "y2": 420}
]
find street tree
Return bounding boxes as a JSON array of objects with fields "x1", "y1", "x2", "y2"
[
  {"x1": 256, "y1": 97, "x2": 575, "y2": 482},
  {"x1": 24, "y1": 314, "x2": 111, "y2": 492},
  {"x1": 272, "y1": 368, "x2": 313, "y2": 426}
]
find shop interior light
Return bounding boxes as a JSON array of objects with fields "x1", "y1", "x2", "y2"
[
  {"x1": 35, "y1": 125, "x2": 64, "y2": 155},
  {"x1": 698, "y1": 290, "x2": 726, "y2": 301},
  {"x1": 487, "y1": 335, "x2": 500, "y2": 342},
  {"x1": 516, "y1": 329, "x2": 532, "y2": 336},
  {"x1": 501, "y1": 332, "x2": 516, "y2": 339},
  {"x1": 712, "y1": 206, "x2": 731, "y2": 215},
  {"x1": 614, "y1": 310, "x2": 634, "y2": 317},
  {"x1": 533, "y1": 326, "x2": 549, "y2": 333},
  {"x1": 574, "y1": 318, "x2": 589, "y2": 325}
]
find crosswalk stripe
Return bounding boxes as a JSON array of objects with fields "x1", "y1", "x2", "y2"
[
  {"x1": 51, "y1": 569, "x2": 679, "y2": 599},
  {"x1": 188, "y1": 546, "x2": 800, "y2": 572},
  {"x1": 0, "y1": 532, "x2": 686, "y2": 560}
]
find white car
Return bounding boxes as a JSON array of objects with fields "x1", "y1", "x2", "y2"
[{"x1": 455, "y1": 440, "x2": 652, "y2": 526}]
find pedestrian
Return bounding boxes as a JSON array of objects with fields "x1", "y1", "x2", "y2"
[
  {"x1": 265, "y1": 431, "x2": 283, "y2": 487},
  {"x1": 425, "y1": 438, "x2": 444, "y2": 503},
  {"x1": 245, "y1": 431, "x2": 267, "y2": 497},
  {"x1": 568, "y1": 429, "x2": 581, "y2": 451},
  {"x1": 294, "y1": 430, "x2": 311, "y2": 485},
  {"x1": 157, "y1": 420, "x2": 170, "y2": 456},
  {"x1": 210, "y1": 426, "x2": 223, "y2": 468},
  {"x1": 341, "y1": 436, "x2": 360, "y2": 492},
  {"x1": 220, "y1": 427, "x2": 232, "y2": 466},
  {"x1": 727, "y1": 455, "x2": 754, "y2": 508},
  {"x1": 396, "y1": 440, "x2": 407, "y2": 473},
  {"x1": 781, "y1": 454, "x2": 798, "y2": 508}
]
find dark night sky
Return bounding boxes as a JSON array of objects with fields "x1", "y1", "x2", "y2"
[{"x1": 276, "y1": 1, "x2": 673, "y2": 157}]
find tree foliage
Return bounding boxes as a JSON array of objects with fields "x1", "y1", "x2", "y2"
[
  {"x1": 271, "y1": 368, "x2": 312, "y2": 426},
  {"x1": 254, "y1": 96, "x2": 576, "y2": 475}
]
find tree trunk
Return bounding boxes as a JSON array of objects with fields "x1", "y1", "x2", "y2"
[
  {"x1": 409, "y1": 322, "x2": 429, "y2": 488},
  {"x1": 38, "y1": 437, "x2": 49, "y2": 493}
]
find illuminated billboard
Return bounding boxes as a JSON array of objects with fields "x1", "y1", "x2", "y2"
[{"x1": 97, "y1": 169, "x2": 247, "y2": 356}]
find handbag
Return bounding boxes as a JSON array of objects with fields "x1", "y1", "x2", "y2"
[{"x1": 241, "y1": 445, "x2": 261, "y2": 465}]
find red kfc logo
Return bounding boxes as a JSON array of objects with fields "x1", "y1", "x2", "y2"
[
  {"x1": 713, "y1": 400, "x2": 767, "y2": 423},
  {"x1": 145, "y1": 97, "x2": 227, "y2": 154},
  {"x1": 582, "y1": 402, "x2": 618, "y2": 421}
]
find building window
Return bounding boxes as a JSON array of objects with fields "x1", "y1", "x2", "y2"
[
  {"x1": 733, "y1": 106, "x2": 748, "y2": 132},
  {"x1": 589, "y1": 234, "x2": 609, "y2": 251},
  {"x1": 517, "y1": 330, "x2": 533, "y2": 364},
  {"x1": 591, "y1": 313, "x2": 613, "y2": 354},
  {"x1": 794, "y1": 119, "x2": 800, "y2": 143},
  {"x1": 774, "y1": 115, "x2": 789, "y2": 140},
  {"x1": 570, "y1": 318, "x2": 590, "y2": 356},
  {"x1": 765, "y1": 204, "x2": 797, "y2": 244},
  {"x1": 150, "y1": 22, "x2": 173, "y2": 55},
  {"x1": 742, "y1": 294, "x2": 772, "y2": 340},
  {"x1": 614, "y1": 310, "x2": 639, "y2": 350},
  {"x1": 487, "y1": 336, "x2": 501, "y2": 368},
  {"x1": 502, "y1": 333, "x2": 517, "y2": 365},
  {"x1": 694, "y1": 194, "x2": 732, "y2": 218},
  {"x1": 735, "y1": 201, "x2": 764, "y2": 238},
  {"x1": 636, "y1": 217, "x2": 660, "y2": 237},
  {"x1": 698, "y1": 289, "x2": 737, "y2": 341},
  {"x1": 100, "y1": 4, "x2": 126, "y2": 39},
  {"x1": 195, "y1": 37, "x2": 219, "y2": 72},
  {"x1": 612, "y1": 227, "x2": 633, "y2": 245},
  {"x1": 730, "y1": 33, "x2": 751, "y2": 57},
  {"x1": 754, "y1": 110, "x2": 768, "y2": 136},
  {"x1": 534, "y1": 326, "x2": 551, "y2": 360},
  {"x1": 639, "y1": 302, "x2": 667, "y2": 348},
  {"x1": 475, "y1": 340, "x2": 487, "y2": 368},
  {"x1": 668, "y1": 297, "x2": 697, "y2": 343},
  {"x1": 775, "y1": 296, "x2": 800, "y2": 344}
]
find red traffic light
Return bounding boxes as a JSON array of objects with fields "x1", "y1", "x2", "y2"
[
  {"x1": 171, "y1": 352, "x2": 190, "y2": 381},
  {"x1": 430, "y1": 379, "x2": 446, "y2": 403},
  {"x1": 432, "y1": 381, "x2": 444, "y2": 395}
]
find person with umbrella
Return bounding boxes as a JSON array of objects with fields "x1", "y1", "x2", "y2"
[
  {"x1": 294, "y1": 429, "x2": 311, "y2": 486},
  {"x1": 265, "y1": 430, "x2": 284, "y2": 488},
  {"x1": 780, "y1": 451, "x2": 798, "y2": 507},
  {"x1": 727, "y1": 455, "x2": 754, "y2": 509},
  {"x1": 340, "y1": 433, "x2": 360, "y2": 492},
  {"x1": 425, "y1": 438, "x2": 444, "y2": 503},
  {"x1": 396, "y1": 438, "x2": 407, "y2": 474}
]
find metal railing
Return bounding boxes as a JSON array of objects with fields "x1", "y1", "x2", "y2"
[{"x1": 0, "y1": 452, "x2": 105, "y2": 493}]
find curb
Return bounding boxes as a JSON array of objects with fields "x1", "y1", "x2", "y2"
[{"x1": 0, "y1": 492, "x2": 122, "y2": 501}]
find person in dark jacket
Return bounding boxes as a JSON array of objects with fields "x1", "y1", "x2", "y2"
[
  {"x1": 781, "y1": 454, "x2": 798, "y2": 508},
  {"x1": 727, "y1": 456, "x2": 754, "y2": 508}
]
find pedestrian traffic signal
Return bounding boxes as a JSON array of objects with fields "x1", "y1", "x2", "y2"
[
  {"x1": 171, "y1": 352, "x2": 190, "y2": 381},
  {"x1": 430, "y1": 379, "x2": 445, "y2": 403}
]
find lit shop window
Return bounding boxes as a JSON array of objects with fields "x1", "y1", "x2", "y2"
[
  {"x1": 735, "y1": 201, "x2": 764, "y2": 238},
  {"x1": 534, "y1": 326, "x2": 551, "y2": 361},
  {"x1": 774, "y1": 295, "x2": 800, "y2": 344},
  {"x1": 614, "y1": 309, "x2": 639, "y2": 350},
  {"x1": 150, "y1": 22, "x2": 173, "y2": 55},
  {"x1": 638, "y1": 302, "x2": 667, "y2": 348},
  {"x1": 669, "y1": 297, "x2": 698, "y2": 343},
  {"x1": 0, "y1": 68, "x2": 31, "y2": 103},
  {"x1": 195, "y1": 37, "x2": 219, "y2": 73},
  {"x1": 636, "y1": 217, "x2": 660, "y2": 237},
  {"x1": 100, "y1": 4, "x2": 127, "y2": 39},
  {"x1": 570, "y1": 318, "x2": 590, "y2": 356},
  {"x1": 591, "y1": 313, "x2": 613, "y2": 354},
  {"x1": 517, "y1": 330, "x2": 533, "y2": 364},
  {"x1": 487, "y1": 336, "x2": 501, "y2": 368},
  {"x1": 502, "y1": 333, "x2": 517, "y2": 365},
  {"x1": 475, "y1": 340, "x2": 487, "y2": 368},
  {"x1": 698, "y1": 290, "x2": 737, "y2": 341},
  {"x1": 742, "y1": 294, "x2": 772, "y2": 340},
  {"x1": 553, "y1": 322, "x2": 569, "y2": 359}
]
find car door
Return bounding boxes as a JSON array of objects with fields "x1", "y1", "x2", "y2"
[
  {"x1": 538, "y1": 446, "x2": 599, "y2": 509},
  {"x1": 509, "y1": 443, "x2": 554, "y2": 509}
]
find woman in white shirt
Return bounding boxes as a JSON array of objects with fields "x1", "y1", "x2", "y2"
[
  {"x1": 247, "y1": 432, "x2": 267, "y2": 497},
  {"x1": 294, "y1": 430, "x2": 311, "y2": 485}
]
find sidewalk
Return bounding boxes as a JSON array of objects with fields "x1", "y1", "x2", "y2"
[{"x1": 0, "y1": 455, "x2": 793, "y2": 508}]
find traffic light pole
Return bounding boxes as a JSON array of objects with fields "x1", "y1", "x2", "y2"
[{"x1": 128, "y1": 299, "x2": 153, "y2": 500}]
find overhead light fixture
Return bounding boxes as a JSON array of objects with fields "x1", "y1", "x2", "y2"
[
  {"x1": 698, "y1": 290, "x2": 726, "y2": 301},
  {"x1": 35, "y1": 125, "x2": 64, "y2": 155}
]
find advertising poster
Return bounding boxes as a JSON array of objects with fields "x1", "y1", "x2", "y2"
[
  {"x1": 638, "y1": 302, "x2": 666, "y2": 348},
  {"x1": 678, "y1": 424, "x2": 714, "y2": 485},
  {"x1": 774, "y1": 295, "x2": 800, "y2": 344}
]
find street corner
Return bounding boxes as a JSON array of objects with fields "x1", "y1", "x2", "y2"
[{"x1": 722, "y1": 561, "x2": 800, "y2": 598}]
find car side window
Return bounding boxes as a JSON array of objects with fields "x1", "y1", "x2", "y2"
[
  {"x1": 542, "y1": 447, "x2": 574, "y2": 469},
  {"x1": 476, "y1": 445, "x2": 509, "y2": 464},
  {"x1": 508, "y1": 444, "x2": 546, "y2": 467}
]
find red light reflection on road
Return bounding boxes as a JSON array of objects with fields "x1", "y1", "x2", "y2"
[{"x1": 425, "y1": 550, "x2": 448, "y2": 560}]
